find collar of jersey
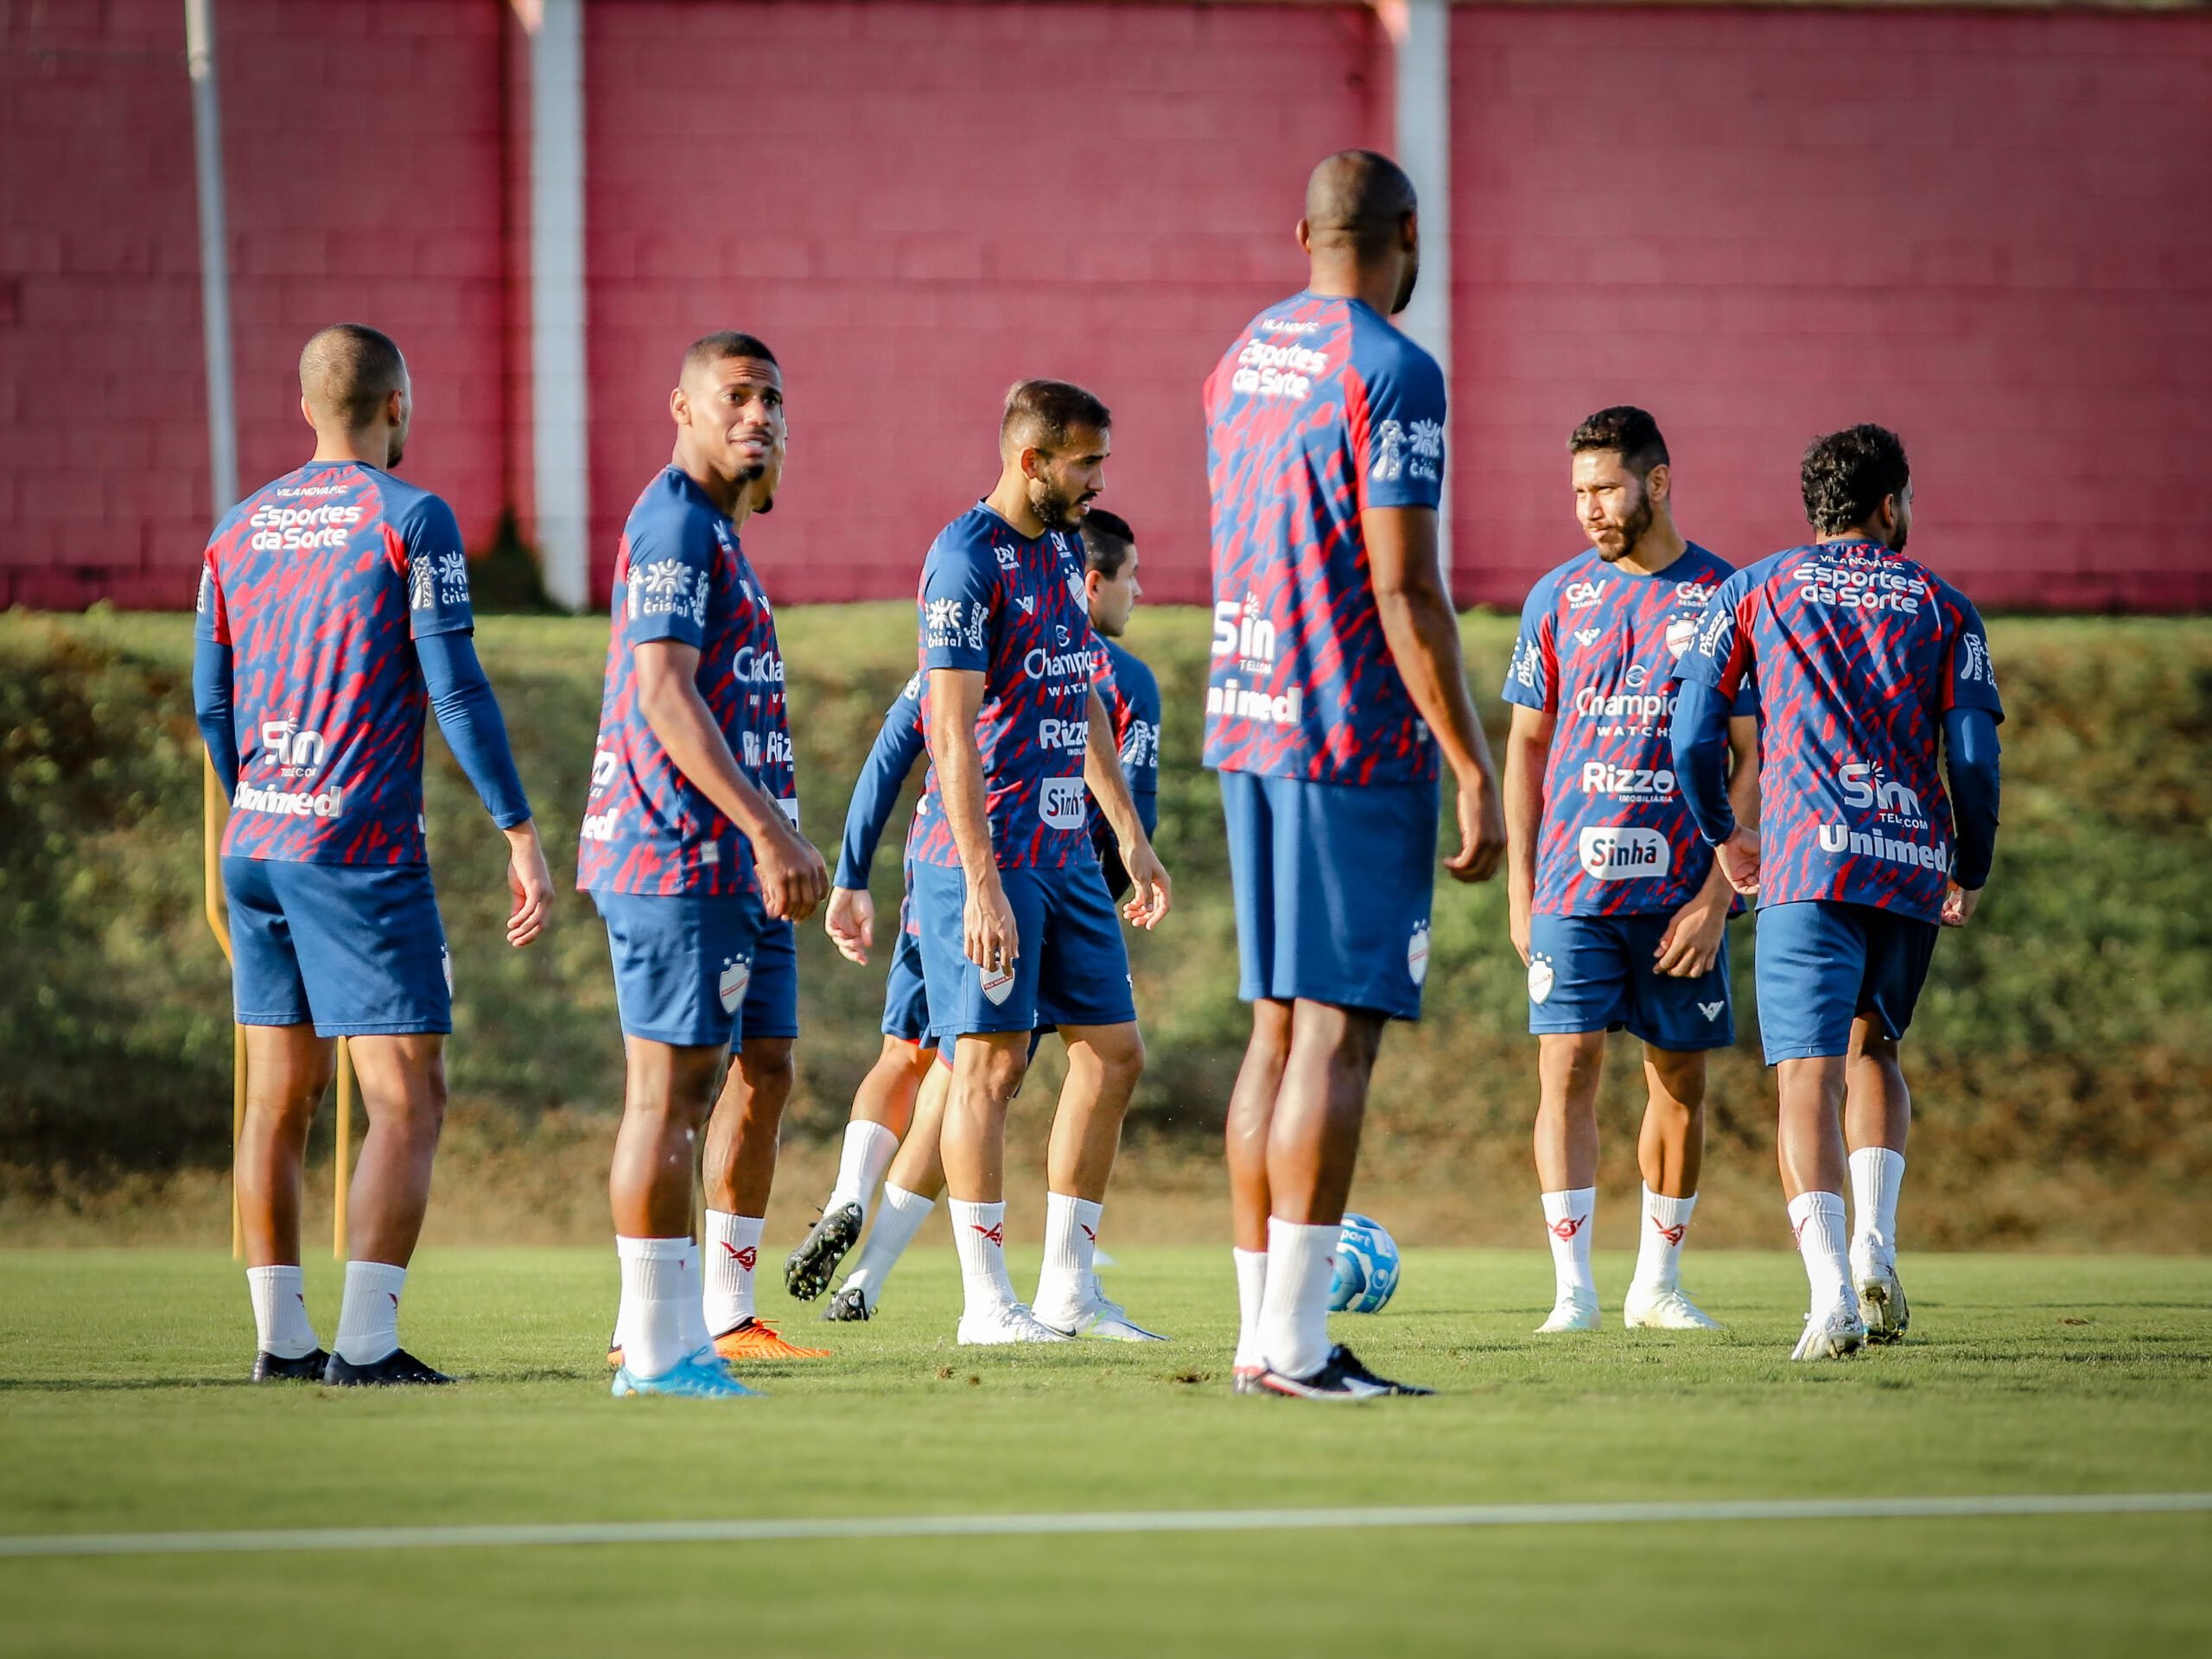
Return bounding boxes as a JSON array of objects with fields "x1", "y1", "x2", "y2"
[{"x1": 973, "y1": 501, "x2": 1060, "y2": 548}]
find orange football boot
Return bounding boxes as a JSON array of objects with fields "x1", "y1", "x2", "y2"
[{"x1": 713, "y1": 1317, "x2": 830, "y2": 1361}]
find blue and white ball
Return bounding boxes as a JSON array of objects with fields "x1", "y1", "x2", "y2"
[{"x1": 1328, "y1": 1212, "x2": 1401, "y2": 1313}]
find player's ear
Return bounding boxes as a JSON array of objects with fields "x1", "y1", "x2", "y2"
[
  {"x1": 669, "y1": 385, "x2": 690, "y2": 428},
  {"x1": 1402, "y1": 207, "x2": 1419, "y2": 251},
  {"x1": 1020, "y1": 444, "x2": 1047, "y2": 482},
  {"x1": 1294, "y1": 217, "x2": 1314, "y2": 256},
  {"x1": 299, "y1": 394, "x2": 316, "y2": 432},
  {"x1": 1645, "y1": 462, "x2": 1671, "y2": 505}
]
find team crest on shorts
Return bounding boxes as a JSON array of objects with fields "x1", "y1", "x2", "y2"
[
  {"x1": 718, "y1": 955, "x2": 753, "y2": 1014},
  {"x1": 980, "y1": 960, "x2": 1015, "y2": 1007},
  {"x1": 1528, "y1": 952, "x2": 1555, "y2": 1005},
  {"x1": 1407, "y1": 921, "x2": 1431, "y2": 988}
]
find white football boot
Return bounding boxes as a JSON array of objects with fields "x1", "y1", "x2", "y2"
[
  {"x1": 1034, "y1": 1287, "x2": 1169, "y2": 1343},
  {"x1": 1535, "y1": 1288, "x2": 1601, "y2": 1333},
  {"x1": 1623, "y1": 1283, "x2": 1724, "y2": 1330},
  {"x1": 1853, "y1": 1253, "x2": 1910, "y2": 1344},
  {"x1": 1790, "y1": 1298, "x2": 1868, "y2": 1361},
  {"x1": 956, "y1": 1301, "x2": 1072, "y2": 1346}
]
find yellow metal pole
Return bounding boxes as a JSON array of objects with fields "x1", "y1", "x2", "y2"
[
  {"x1": 201, "y1": 755, "x2": 242, "y2": 1257},
  {"x1": 333, "y1": 1039, "x2": 353, "y2": 1260}
]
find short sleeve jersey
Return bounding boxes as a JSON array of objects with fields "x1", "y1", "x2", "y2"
[
  {"x1": 1202, "y1": 291, "x2": 1445, "y2": 785},
  {"x1": 908, "y1": 504, "x2": 1098, "y2": 872},
  {"x1": 576, "y1": 467, "x2": 781, "y2": 898},
  {"x1": 194, "y1": 460, "x2": 474, "y2": 866},
  {"x1": 1674, "y1": 537, "x2": 2005, "y2": 925},
  {"x1": 1503, "y1": 543, "x2": 1754, "y2": 917}
]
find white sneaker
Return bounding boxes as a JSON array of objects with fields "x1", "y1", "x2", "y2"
[
  {"x1": 1623, "y1": 1283, "x2": 1723, "y2": 1330},
  {"x1": 1035, "y1": 1290, "x2": 1168, "y2": 1342},
  {"x1": 1790, "y1": 1299, "x2": 1867, "y2": 1361},
  {"x1": 1853, "y1": 1255, "x2": 1910, "y2": 1344},
  {"x1": 956, "y1": 1301, "x2": 1072, "y2": 1346},
  {"x1": 1535, "y1": 1288, "x2": 1601, "y2": 1333}
]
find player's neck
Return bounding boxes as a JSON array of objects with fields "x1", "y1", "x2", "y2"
[
  {"x1": 983, "y1": 473, "x2": 1047, "y2": 539},
  {"x1": 1821, "y1": 524, "x2": 1893, "y2": 550},
  {"x1": 1305, "y1": 258, "x2": 1400, "y2": 321},
  {"x1": 1616, "y1": 520, "x2": 1688, "y2": 577},
  {"x1": 671, "y1": 448, "x2": 749, "y2": 520},
  {"x1": 308, "y1": 429, "x2": 391, "y2": 468}
]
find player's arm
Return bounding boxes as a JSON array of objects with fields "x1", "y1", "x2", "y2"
[
  {"x1": 1941, "y1": 706, "x2": 2001, "y2": 927},
  {"x1": 1655, "y1": 715, "x2": 1761, "y2": 977},
  {"x1": 191, "y1": 638, "x2": 240, "y2": 787},
  {"x1": 1083, "y1": 684, "x2": 1171, "y2": 929},
  {"x1": 414, "y1": 630, "x2": 551, "y2": 947},
  {"x1": 1502, "y1": 702, "x2": 1553, "y2": 966},
  {"x1": 826, "y1": 686, "x2": 927, "y2": 964},
  {"x1": 925, "y1": 666, "x2": 1016, "y2": 973},
  {"x1": 1367, "y1": 505, "x2": 1506, "y2": 883},
  {"x1": 633, "y1": 640, "x2": 827, "y2": 923}
]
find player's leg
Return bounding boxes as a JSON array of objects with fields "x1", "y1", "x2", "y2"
[
  {"x1": 1531, "y1": 1029, "x2": 1606, "y2": 1331},
  {"x1": 827, "y1": 1052, "x2": 950, "y2": 1320},
  {"x1": 1622, "y1": 1046, "x2": 1721, "y2": 1329},
  {"x1": 1758, "y1": 900, "x2": 1868, "y2": 1360},
  {"x1": 943, "y1": 1030, "x2": 1059, "y2": 1342},
  {"x1": 1841, "y1": 909, "x2": 1936, "y2": 1341},
  {"x1": 1225, "y1": 998, "x2": 1292, "y2": 1376}
]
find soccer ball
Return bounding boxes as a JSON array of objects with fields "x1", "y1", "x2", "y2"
[{"x1": 1328, "y1": 1212, "x2": 1401, "y2": 1313}]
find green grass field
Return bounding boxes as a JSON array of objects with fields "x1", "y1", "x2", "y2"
[{"x1": 2, "y1": 1247, "x2": 2207, "y2": 1656}]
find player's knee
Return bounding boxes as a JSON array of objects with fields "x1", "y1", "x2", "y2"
[
  {"x1": 1091, "y1": 1027, "x2": 1146, "y2": 1094},
  {"x1": 1243, "y1": 1001, "x2": 1293, "y2": 1068},
  {"x1": 1645, "y1": 1048, "x2": 1708, "y2": 1111},
  {"x1": 741, "y1": 1039, "x2": 797, "y2": 1101}
]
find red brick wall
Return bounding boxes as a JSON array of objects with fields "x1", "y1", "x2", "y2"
[
  {"x1": 582, "y1": 0, "x2": 1386, "y2": 605},
  {"x1": 1448, "y1": 8, "x2": 2212, "y2": 612},
  {"x1": 0, "y1": 0, "x2": 509, "y2": 608}
]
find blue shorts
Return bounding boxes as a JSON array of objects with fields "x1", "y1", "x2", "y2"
[
  {"x1": 592, "y1": 889, "x2": 763, "y2": 1050},
  {"x1": 1526, "y1": 912, "x2": 1735, "y2": 1050},
  {"x1": 740, "y1": 892, "x2": 799, "y2": 1043},
  {"x1": 880, "y1": 893, "x2": 933, "y2": 1046},
  {"x1": 1220, "y1": 770, "x2": 1438, "y2": 1020},
  {"x1": 1754, "y1": 899, "x2": 1939, "y2": 1064},
  {"x1": 912, "y1": 860, "x2": 1135, "y2": 1041},
  {"x1": 223, "y1": 857, "x2": 451, "y2": 1038}
]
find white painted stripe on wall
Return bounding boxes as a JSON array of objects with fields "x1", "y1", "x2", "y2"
[{"x1": 530, "y1": 0, "x2": 591, "y2": 613}]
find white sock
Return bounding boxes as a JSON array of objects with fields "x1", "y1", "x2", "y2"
[
  {"x1": 680, "y1": 1239, "x2": 711, "y2": 1354},
  {"x1": 1256, "y1": 1217, "x2": 1338, "y2": 1380},
  {"x1": 1541, "y1": 1187, "x2": 1598, "y2": 1298},
  {"x1": 246, "y1": 1264, "x2": 319, "y2": 1359},
  {"x1": 332, "y1": 1260, "x2": 407, "y2": 1366},
  {"x1": 703, "y1": 1211, "x2": 764, "y2": 1335},
  {"x1": 616, "y1": 1236, "x2": 696, "y2": 1379},
  {"x1": 1035, "y1": 1192, "x2": 1103, "y2": 1313},
  {"x1": 950, "y1": 1198, "x2": 1016, "y2": 1315},
  {"x1": 1231, "y1": 1247, "x2": 1268, "y2": 1370},
  {"x1": 842, "y1": 1182, "x2": 935, "y2": 1306},
  {"x1": 1789, "y1": 1191, "x2": 1851, "y2": 1315},
  {"x1": 1631, "y1": 1186, "x2": 1698, "y2": 1292},
  {"x1": 1848, "y1": 1147, "x2": 1905, "y2": 1266},
  {"x1": 827, "y1": 1121, "x2": 901, "y2": 1220}
]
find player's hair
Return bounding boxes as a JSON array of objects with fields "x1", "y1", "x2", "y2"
[
  {"x1": 1568, "y1": 406, "x2": 1669, "y2": 479},
  {"x1": 1001, "y1": 379, "x2": 1111, "y2": 455},
  {"x1": 1303, "y1": 149, "x2": 1418, "y2": 258},
  {"x1": 1802, "y1": 424, "x2": 1910, "y2": 536},
  {"x1": 298, "y1": 324, "x2": 406, "y2": 431},
  {"x1": 681, "y1": 331, "x2": 779, "y2": 382},
  {"x1": 1081, "y1": 507, "x2": 1136, "y2": 578}
]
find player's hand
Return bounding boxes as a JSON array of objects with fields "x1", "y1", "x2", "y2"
[
  {"x1": 1508, "y1": 885, "x2": 1533, "y2": 967},
  {"x1": 964, "y1": 870, "x2": 1019, "y2": 976},
  {"x1": 1715, "y1": 826, "x2": 1762, "y2": 897},
  {"x1": 1121, "y1": 840, "x2": 1173, "y2": 931},
  {"x1": 1655, "y1": 887, "x2": 1729, "y2": 978},
  {"x1": 755, "y1": 822, "x2": 830, "y2": 925},
  {"x1": 1941, "y1": 881, "x2": 1981, "y2": 928},
  {"x1": 503, "y1": 823, "x2": 553, "y2": 948},
  {"x1": 1443, "y1": 767, "x2": 1508, "y2": 884},
  {"x1": 824, "y1": 886, "x2": 875, "y2": 964}
]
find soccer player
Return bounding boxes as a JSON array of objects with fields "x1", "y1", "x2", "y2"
[
  {"x1": 804, "y1": 507, "x2": 1165, "y2": 1325},
  {"x1": 914, "y1": 378, "x2": 1172, "y2": 1345},
  {"x1": 580, "y1": 332, "x2": 830, "y2": 1397},
  {"x1": 1672, "y1": 424, "x2": 2002, "y2": 1359},
  {"x1": 1208, "y1": 151, "x2": 1506, "y2": 1400},
  {"x1": 193, "y1": 323, "x2": 552, "y2": 1385},
  {"x1": 1502, "y1": 407, "x2": 1758, "y2": 1334}
]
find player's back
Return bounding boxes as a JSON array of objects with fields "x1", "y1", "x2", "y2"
[
  {"x1": 1696, "y1": 537, "x2": 1998, "y2": 922},
  {"x1": 1202, "y1": 291, "x2": 1445, "y2": 785},
  {"x1": 197, "y1": 460, "x2": 470, "y2": 867}
]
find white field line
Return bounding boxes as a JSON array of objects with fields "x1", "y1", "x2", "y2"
[{"x1": 0, "y1": 1492, "x2": 2205, "y2": 1560}]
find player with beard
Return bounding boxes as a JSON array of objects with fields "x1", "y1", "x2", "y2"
[
  {"x1": 1672, "y1": 424, "x2": 2002, "y2": 1358},
  {"x1": 194, "y1": 323, "x2": 552, "y2": 1385},
  {"x1": 580, "y1": 333, "x2": 830, "y2": 1397},
  {"x1": 1208, "y1": 152, "x2": 1507, "y2": 1400},
  {"x1": 912, "y1": 379, "x2": 1173, "y2": 1345},
  {"x1": 1502, "y1": 407, "x2": 1759, "y2": 1334}
]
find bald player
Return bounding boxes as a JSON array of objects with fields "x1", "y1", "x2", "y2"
[
  {"x1": 1206, "y1": 152, "x2": 1506, "y2": 1399},
  {"x1": 580, "y1": 333, "x2": 830, "y2": 1397},
  {"x1": 194, "y1": 323, "x2": 553, "y2": 1385}
]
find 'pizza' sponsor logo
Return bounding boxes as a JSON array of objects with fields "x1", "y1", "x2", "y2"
[{"x1": 1578, "y1": 825, "x2": 1671, "y2": 880}]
